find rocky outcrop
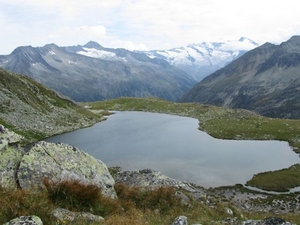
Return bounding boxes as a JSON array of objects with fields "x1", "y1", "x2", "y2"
[
  {"x1": 116, "y1": 169, "x2": 205, "y2": 194},
  {"x1": 0, "y1": 125, "x2": 24, "y2": 148},
  {"x1": 115, "y1": 168, "x2": 206, "y2": 202},
  {"x1": 242, "y1": 217, "x2": 293, "y2": 225},
  {"x1": 17, "y1": 141, "x2": 116, "y2": 198},
  {"x1": 169, "y1": 216, "x2": 294, "y2": 225},
  {"x1": 3, "y1": 216, "x2": 43, "y2": 225}
]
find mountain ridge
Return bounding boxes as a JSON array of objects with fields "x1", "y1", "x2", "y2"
[
  {"x1": 180, "y1": 36, "x2": 300, "y2": 119},
  {"x1": 0, "y1": 43, "x2": 196, "y2": 102}
]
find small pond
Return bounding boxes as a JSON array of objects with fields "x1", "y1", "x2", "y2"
[{"x1": 44, "y1": 111, "x2": 300, "y2": 188}]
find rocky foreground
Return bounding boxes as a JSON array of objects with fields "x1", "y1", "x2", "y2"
[{"x1": 0, "y1": 125, "x2": 298, "y2": 225}]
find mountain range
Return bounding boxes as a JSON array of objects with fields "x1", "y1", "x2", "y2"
[
  {"x1": 180, "y1": 36, "x2": 300, "y2": 119},
  {"x1": 146, "y1": 37, "x2": 259, "y2": 81},
  {"x1": 0, "y1": 38, "x2": 258, "y2": 102},
  {"x1": 0, "y1": 42, "x2": 196, "y2": 102}
]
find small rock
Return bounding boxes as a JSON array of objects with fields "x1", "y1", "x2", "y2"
[
  {"x1": 53, "y1": 208, "x2": 76, "y2": 222},
  {"x1": 78, "y1": 212, "x2": 105, "y2": 222},
  {"x1": 172, "y1": 216, "x2": 188, "y2": 225},
  {"x1": 3, "y1": 215, "x2": 43, "y2": 225},
  {"x1": 225, "y1": 207, "x2": 233, "y2": 215},
  {"x1": 52, "y1": 208, "x2": 104, "y2": 223},
  {"x1": 175, "y1": 191, "x2": 191, "y2": 206}
]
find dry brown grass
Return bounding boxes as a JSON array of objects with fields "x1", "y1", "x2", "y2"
[
  {"x1": 43, "y1": 179, "x2": 120, "y2": 216},
  {"x1": 1, "y1": 180, "x2": 300, "y2": 225},
  {"x1": 0, "y1": 186, "x2": 54, "y2": 224}
]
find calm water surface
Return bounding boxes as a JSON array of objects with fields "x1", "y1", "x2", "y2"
[{"x1": 44, "y1": 111, "x2": 300, "y2": 188}]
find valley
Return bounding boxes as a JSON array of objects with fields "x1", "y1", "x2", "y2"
[{"x1": 1, "y1": 35, "x2": 300, "y2": 224}]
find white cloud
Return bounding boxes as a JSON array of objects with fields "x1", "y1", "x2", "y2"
[
  {"x1": 109, "y1": 40, "x2": 148, "y2": 51},
  {"x1": 0, "y1": 0, "x2": 300, "y2": 54}
]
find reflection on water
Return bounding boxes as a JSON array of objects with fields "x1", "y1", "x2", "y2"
[{"x1": 44, "y1": 111, "x2": 300, "y2": 188}]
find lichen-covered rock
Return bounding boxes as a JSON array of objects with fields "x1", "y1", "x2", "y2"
[
  {"x1": 0, "y1": 125, "x2": 24, "y2": 189},
  {"x1": 172, "y1": 216, "x2": 188, "y2": 225},
  {"x1": 0, "y1": 145, "x2": 23, "y2": 189},
  {"x1": 52, "y1": 208, "x2": 104, "y2": 223},
  {"x1": 0, "y1": 124, "x2": 24, "y2": 146},
  {"x1": 3, "y1": 215, "x2": 43, "y2": 225},
  {"x1": 242, "y1": 217, "x2": 293, "y2": 225},
  {"x1": 17, "y1": 141, "x2": 116, "y2": 198},
  {"x1": 115, "y1": 168, "x2": 206, "y2": 198}
]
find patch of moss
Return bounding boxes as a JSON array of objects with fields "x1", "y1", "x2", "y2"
[{"x1": 246, "y1": 164, "x2": 300, "y2": 192}]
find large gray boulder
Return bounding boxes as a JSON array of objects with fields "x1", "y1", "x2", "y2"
[
  {"x1": 0, "y1": 144, "x2": 23, "y2": 189},
  {"x1": 17, "y1": 141, "x2": 116, "y2": 198},
  {"x1": 0, "y1": 125, "x2": 24, "y2": 189}
]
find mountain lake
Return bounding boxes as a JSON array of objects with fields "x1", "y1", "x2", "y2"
[{"x1": 44, "y1": 111, "x2": 300, "y2": 188}]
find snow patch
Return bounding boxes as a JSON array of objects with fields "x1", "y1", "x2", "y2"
[
  {"x1": 77, "y1": 48, "x2": 116, "y2": 59},
  {"x1": 49, "y1": 50, "x2": 56, "y2": 55},
  {"x1": 68, "y1": 61, "x2": 78, "y2": 65}
]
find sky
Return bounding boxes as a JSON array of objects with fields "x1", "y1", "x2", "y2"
[{"x1": 1, "y1": 0, "x2": 300, "y2": 54}]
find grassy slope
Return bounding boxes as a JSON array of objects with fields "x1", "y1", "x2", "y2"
[{"x1": 83, "y1": 97, "x2": 300, "y2": 192}]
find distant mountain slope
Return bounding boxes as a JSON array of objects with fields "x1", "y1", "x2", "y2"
[
  {"x1": 180, "y1": 36, "x2": 300, "y2": 119},
  {"x1": 0, "y1": 68, "x2": 100, "y2": 142},
  {"x1": 0, "y1": 42, "x2": 196, "y2": 102},
  {"x1": 146, "y1": 37, "x2": 259, "y2": 81}
]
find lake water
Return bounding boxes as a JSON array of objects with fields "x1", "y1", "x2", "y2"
[{"x1": 44, "y1": 111, "x2": 300, "y2": 188}]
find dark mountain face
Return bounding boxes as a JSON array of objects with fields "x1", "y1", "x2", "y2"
[
  {"x1": 180, "y1": 36, "x2": 300, "y2": 119},
  {"x1": 0, "y1": 43, "x2": 196, "y2": 102}
]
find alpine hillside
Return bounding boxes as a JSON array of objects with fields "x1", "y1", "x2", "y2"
[
  {"x1": 146, "y1": 37, "x2": 259, "y2": 81},
  {"x1": 0, "y1": 68, "x2": 102, "y2": 143},
  {"x1": 0, "y1": 42, "x2": 196, "y2": 102},
  {"x1": 180, "y1": 36, "x2": 300, "y2": 119}
]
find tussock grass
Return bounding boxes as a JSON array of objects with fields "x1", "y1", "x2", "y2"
[
  {"x1": 0, "y1": 186, "x2": 54, "y2": 224},
  {"x1": 43, "y1": 179, "x2": 120, "y2": 217}
]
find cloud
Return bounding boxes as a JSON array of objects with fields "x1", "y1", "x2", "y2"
[
  {"x1": 47, "y1": 25, "x2": 107, "y2": 45},
  {"x1": 1, "y1": 0, "x2": 300, "y2": 54},
  {"x1": 109, "y1": 40, "x2": 148, "y2": 51}
]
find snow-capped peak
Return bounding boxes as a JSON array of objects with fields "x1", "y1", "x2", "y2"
[{"x1": 146, "y1": 37, "x2": 259, "y2": 81}]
